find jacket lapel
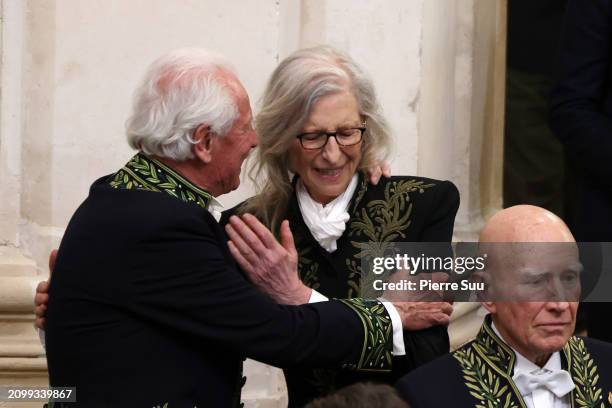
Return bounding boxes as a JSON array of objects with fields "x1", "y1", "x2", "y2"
[
  {"x1": 453, "y1": 315, "x2": 527, "y2": 408},
  {"x1": 562, "y1": 337, "x2": 606, "y2": 408}
]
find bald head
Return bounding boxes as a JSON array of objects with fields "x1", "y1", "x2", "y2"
[
  {"x1": 478, "y1": 206, "x2": 580, "y2": 366},
  {"x1": 480, "y1": 205, "x2": 574, "y2": 243}
]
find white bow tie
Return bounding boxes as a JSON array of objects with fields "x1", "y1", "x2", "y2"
[{"x1": 513, "y1": 368, "x2": 575, "y2": 398}]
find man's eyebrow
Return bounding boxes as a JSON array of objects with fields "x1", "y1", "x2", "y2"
[
  {"x1": 565, "y1": 262, "x2": 583, "y2": 274},
  {"x1": 516, "y1": 268, "x2": 550, "y2": 280}
]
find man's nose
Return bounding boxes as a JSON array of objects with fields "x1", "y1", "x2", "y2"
[
  {"x1": 321, "y1": 136, "x2": 342, "y2": 162},
  {"x1": 546, "y1": 301, "x2": 571, "y2": 313}
]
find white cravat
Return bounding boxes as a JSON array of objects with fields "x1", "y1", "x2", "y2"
[
  {"x1": 491, "y1": 322, "x2": 574, "y2": 408},
  {"x1": 296, "y1": 174, "x2": 358, "y2": 252},
  {"x1": 301, "y1": 174, "x2": 406, "y2": 356}
]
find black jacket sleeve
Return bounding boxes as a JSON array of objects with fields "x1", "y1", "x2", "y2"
[{"x1": 125, "y1": 206, "x2": 391, "y2": 370}]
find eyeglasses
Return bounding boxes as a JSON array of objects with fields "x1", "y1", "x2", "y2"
[{"x1": 296, "y1": 122, "x2": 366, "y2": 150}]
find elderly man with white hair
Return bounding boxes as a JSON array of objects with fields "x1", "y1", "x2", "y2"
[
  {"x1": 43, "y1": 48, "x2": 424, "y2": 407},
  {"x1": 396, "y1": 205, "x2": 612, "y2": 408}
]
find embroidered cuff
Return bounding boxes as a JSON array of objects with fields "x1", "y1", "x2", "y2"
[{"x1": 337, "y1": 298, "x2": 393, "y2": 372}]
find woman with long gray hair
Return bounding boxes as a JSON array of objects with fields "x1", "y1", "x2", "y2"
[{"x1": 224, "y1": 45, "x2": 459, "y2": 407}]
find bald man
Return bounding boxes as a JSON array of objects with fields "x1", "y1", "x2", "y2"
[{"x1": 396, "y1": 205, "x2": 612, "y2": 408}]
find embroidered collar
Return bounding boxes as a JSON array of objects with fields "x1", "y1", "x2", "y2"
[
  {"x1": 455, "y1": 314, "x2": 607, "y2": 408},
  {"x1": 474, "y1": 314, "x2": 518, "y2": 377},
  {"x1": 109, "y1": 153, "x2": 215, "y2": 211}
]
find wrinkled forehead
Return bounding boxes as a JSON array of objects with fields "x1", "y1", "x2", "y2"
[
  {"x1": 485, "y1": 242, "x2": 578, "y2": 265},
  {"x1": 484, "y1": 242, "x2": 582, "y2": 281}
]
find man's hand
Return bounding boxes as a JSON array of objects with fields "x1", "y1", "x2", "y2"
[
  {"x1": 382, "y1": 270, "x2": 450, "y2": 302},
  {"x1": 34, "y1": 249, "x2": 57, "y2": 330},
  {"x1": 225, "y1": 214, "x2": 312, "y2": 305},
  {"x1": 391, "y1": 301, "x2": 453, "y2": 331},
  {"x1": 367, "y1": 161, "x2": 391, "y2": 185},
  {"x1": 382, "y1": 269, "x2": 453, "y2": 330}
]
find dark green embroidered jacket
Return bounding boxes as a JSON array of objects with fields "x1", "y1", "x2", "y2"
[
  {"x1": 224, "y1": 172, "x2": 460, "y2": 407},
  {"x1": 397, "y1": 314, "x2": 612, "y2": 408},
  {"x1": 46, "y1": 154, "x2": 398, "y2": 408}
]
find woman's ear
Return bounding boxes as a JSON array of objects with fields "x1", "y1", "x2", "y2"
[{"x1": 192, "y1": 124, "x2": 214, "y2": 163}]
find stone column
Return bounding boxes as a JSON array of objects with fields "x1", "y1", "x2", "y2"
[
  {"x1": 0, "y1": 0, "x2": 48, "y2": 399},
  {"x1": 419, "y1": 0, "x2": 507, "y2": 348}
]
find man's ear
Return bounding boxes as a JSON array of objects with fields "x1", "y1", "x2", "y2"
[
  {"x1": 472, "y1": 270, "x2": 491, "y2": 303},
  {"x1": 481, "y1": 301, "x2": 496, "y2": 314},
  {"x1": 192, "y1": 124, "x2": 214, "y2": 164}
]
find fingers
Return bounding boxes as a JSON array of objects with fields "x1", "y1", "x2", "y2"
[
  {"x1": 279, "y1": 220, "x2": 297, "y2": 257},
  {"x1": 226, "y1": 215, "x2": 267, "y2": 254},
  {"x1": 34, "y1": 316, "x2": 45, "y2": 330},
  {"x1": 225, "y1": 223, "x2": 259, "y2": 268},
  {"x1": 227, "y1": 240, "x2": 254, "y2": 277},
  {"x1": 34, "y1": 280, "x2": 50, "y2": 330},
  {"x1": 34, "y1": 303, "x2": 47, "y2": 317},
  {"x1": 392, "y1": 301, "x2": 454, "y2": 329},
  {"x1": 368, "y1": 166, "x2": 383, "y2": 185},
  {"x1": 241, "y1": 214, "x2": 280, "y2": 250},
  {"x1": 433, "y1": 312, "x2": 450, "y2": 326},
  {"x1": 422, "y1": 301, "x2": 453, "y2": 316},
  {"x1": 48, "y1": 249, "x2": 58, "y2": 276},
  {"x1": 440, "y1": 302, "x2": 454, "y2": 316},
  {"x1": 34, "y1": 290, "x2": 49, "y2": 307},
  {"x1": 34, "y1": 300, "x2": 47, "y2": 330},
  {"x1": 430, "y1": 272, "x2": 449, "y2": 283},
  {"x1": 381, "y1": 161, "x2": 391, "y2": 178},
  {"x1": 36, "y1": 280, "x2": 50, "y2": 297}
]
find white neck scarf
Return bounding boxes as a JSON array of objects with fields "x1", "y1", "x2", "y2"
[
  {"x1": 491, "y1": 322, "x2": 574, "y2": 408},
  {"x1": 296, "y1": 174, "x2": 359, "y2": 252}
]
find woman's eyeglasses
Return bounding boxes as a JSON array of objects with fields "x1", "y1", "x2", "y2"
[{"x1": 296, "y1": 123, "x2": 366, "y2": 150}]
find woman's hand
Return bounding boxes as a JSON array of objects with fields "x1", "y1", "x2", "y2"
[
  {"x1": 225, "y1": 214, "x2": 312, "y2": 305},
  {"x1": 367, "y1": 161, "x2": 391, "y2": 185},
  {"x1": 34, "y1": 249, "x2": 57, "y2": 329}
]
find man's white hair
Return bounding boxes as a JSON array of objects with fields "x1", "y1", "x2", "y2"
[{"x1": 126, "y1": 48, "x2": 239, "y2": 161}]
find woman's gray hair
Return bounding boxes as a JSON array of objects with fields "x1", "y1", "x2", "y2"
[
  {"x1": 126, "y1": 48, "x2": 239, "y2": 161},
  {"x1": 241, "y1": 45, "x2": 392, "y2": 233}
]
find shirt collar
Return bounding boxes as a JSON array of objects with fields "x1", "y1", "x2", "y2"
[{"x1": 207, "y1": 196, "x2": 224, "y2": 222}]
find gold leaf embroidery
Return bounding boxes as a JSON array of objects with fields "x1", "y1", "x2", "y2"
[
  {"x1": 347, "y1": 179, "x2": 435, "y2": 295},
  {"x1": 565, "y1": 337, "x2": 605, "y2": 408}
]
